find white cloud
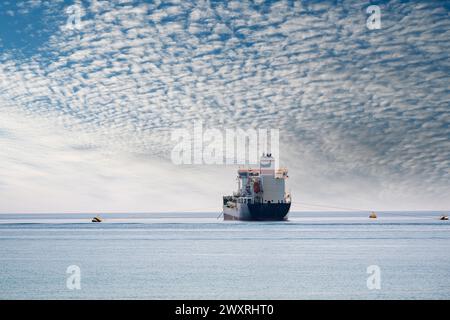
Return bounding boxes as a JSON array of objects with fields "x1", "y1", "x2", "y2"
[{"x1": 0, "y1": 0, "x2": 449, "y2": 212}]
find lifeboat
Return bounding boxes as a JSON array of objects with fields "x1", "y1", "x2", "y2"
[{"x1": 253, "y1": 181, "x2": 261, "y2": 193}]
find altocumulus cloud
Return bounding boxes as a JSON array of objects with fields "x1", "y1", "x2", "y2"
[{"x1": 0, "y1": 0, "x2": 449, "y2": 213}]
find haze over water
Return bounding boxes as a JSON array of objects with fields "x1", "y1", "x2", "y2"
[{"x1": 0, "y1": 211, "x2": 449, "y2": 299}]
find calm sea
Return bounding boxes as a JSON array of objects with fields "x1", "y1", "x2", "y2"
[{"x1": 0, "y1": 212, "x2": 449, "y2": 299}]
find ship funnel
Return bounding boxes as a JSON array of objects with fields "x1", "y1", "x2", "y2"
[{"x1": 259, "y1": 154, "x2": 275, "y2": 176}]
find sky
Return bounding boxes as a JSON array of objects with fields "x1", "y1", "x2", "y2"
[{"x1": 0, "y1": 0, "x2": 449, "y2": 213}]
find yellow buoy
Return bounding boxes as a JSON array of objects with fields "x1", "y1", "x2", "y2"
[
  {"x1": 369, "y1": 212, "x2": 377, "y2": 219},
  {"x1": 92, "y1": 215, "x2": 103, "y2": 223}
]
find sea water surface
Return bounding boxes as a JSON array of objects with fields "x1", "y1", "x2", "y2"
[{"x1": 0, "y1": 211, "x2": 449, "y2": 299}]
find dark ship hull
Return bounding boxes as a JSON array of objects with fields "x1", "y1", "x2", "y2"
[
  {"x1": 247, "y1": 203, "x2": 290, "y2": 221},
  {"x1": 223, "y1": 202, "x2": 290, "y2": 221}
]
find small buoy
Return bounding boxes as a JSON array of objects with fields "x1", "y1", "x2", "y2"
[
  {"x1": 92, "y1": 216, "x2": 102, "y2": 223},
  {"x1": 440, "y1": 215, "x2": 448, "y2": 221},
  {"x1": 369, "y1": 212, "x2": 377, "y2": 219}
]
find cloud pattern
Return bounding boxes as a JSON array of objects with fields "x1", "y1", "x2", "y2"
[{"x1": 0, "y1": 0, "x2": 449, "y2": 212}]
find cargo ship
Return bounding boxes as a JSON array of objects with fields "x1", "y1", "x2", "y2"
[{"x1": 222, "y1": 154, "x2": 291, "y2": 221}]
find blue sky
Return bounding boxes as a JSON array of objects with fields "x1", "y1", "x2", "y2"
[{"x1": 0, "y1": 0, "x2": 449, "y2": 213}]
